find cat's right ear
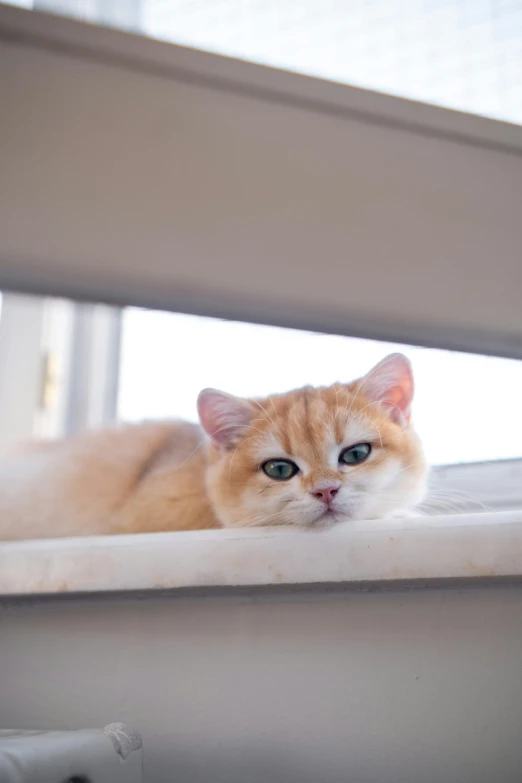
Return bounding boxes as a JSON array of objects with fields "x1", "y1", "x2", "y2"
[{"x1": 197, "y1": 389, "x2": 254, "y2": 449}]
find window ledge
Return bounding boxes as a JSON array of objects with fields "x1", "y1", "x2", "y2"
[{"x1": 1, "y1": 511, "x2": 521, "y2": 596}]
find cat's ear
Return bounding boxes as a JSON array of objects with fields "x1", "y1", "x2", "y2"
[
  {"x1": 359, "y1": 353, "x2": 414, "y2": 427},
  {"x1": 197, "y1": 389, "x2": 254, "y2": 449}
]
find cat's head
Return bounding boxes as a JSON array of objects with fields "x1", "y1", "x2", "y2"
[{"x1": 197, "y1": 353, "x2": 427, "y2": 528}]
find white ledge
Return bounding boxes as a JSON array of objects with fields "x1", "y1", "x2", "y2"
[{"x1": 1, "y1": 511, "x2": 521, "y2": 596}]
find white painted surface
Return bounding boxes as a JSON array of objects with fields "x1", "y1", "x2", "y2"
[
  {"x1": 1, "y1": 585, "x2": 522, "y2": 782},
  {"x1": 1, "y1": 511, "x2": 521, "y2": 596},
  {"x1": 0, "y1": 293, "x2": 44, "y2": 451},
  {"x1": 1, "y1": 6, "x2": 522, "y2": 357}
]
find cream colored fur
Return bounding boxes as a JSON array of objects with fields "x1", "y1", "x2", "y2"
[{"x1": 0, "y1": 354, "x2": 427, "y2": 540}]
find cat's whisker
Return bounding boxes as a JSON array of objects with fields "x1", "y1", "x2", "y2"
[
  {"x1": 268, "y1": 396, "x2": 282, "y2": 428},
  {"x1": 239, "y1": 509, "x2": 286, "y2": 528},
  {"x1": 251, "y1": 399, "x2": 278, "y2": 430},
  {"x1": 429, "y1": 486, "x2": 489, "y2": 504},
  {"x1": 354, "y1": 398, "x2": 406, "y2": 431},
  {"x1": 227, "y1": 434, "x2": 265, "y2": 487},
  {"x1": 354, "y1": 410, "x2": 386, "y2": 450},
  {"x1": 393, "y1": 462, "x2": 417, "y2": 476},
  {"x1": 245, "y1": 424, "x2": 269, "y2": 435},
  {"x1": 333, "y1": 384, "x2": 349, "y2": 424},
  {"x1": 153, "y1": 438, "x2": 207, "y2": 477},
  {"x1": 423, "y1": 489, "x2": 491, "y2": 514},
  {"x1": 427, "y1": 485, "x2": 489, "y2": 502},
  {"x1": 331, "y1": 405, "x2": 387, "y2": 452},
  {"x1": 163, "y1": 423, "x2": 268, "y2": 480},
  {"x1": 422, "y1": 492, "x2": 490, "y2": 514},
  {"x1": 423, "y1": 499, "x2": 470, "y2": 515},
  {"x1": 346, "y1": 353, "x2": 405, "y2": 420}
]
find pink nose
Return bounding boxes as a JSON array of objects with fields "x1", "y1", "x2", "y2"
[{"x1": 312, "y1": 484, "x2": 340, "y2": 505}]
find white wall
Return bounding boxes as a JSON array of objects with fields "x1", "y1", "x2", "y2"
[{"x1": 2, "y1": 585, "x2": 522, "y2": 783}]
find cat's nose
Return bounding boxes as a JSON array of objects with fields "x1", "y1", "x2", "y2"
[{"x1": 311, "y1": 483, "x2": 341, "y2": 505}]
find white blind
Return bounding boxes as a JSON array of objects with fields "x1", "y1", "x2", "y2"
[{"x1": 1, "y1": 4, "x2": 521, "y2": 358}]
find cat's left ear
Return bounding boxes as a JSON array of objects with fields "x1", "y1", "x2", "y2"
[
  {"x1": 359, "y1": 353, "x2": 414, "y2": 427},
  {"x1": 197, "y1": 388, "x2": 254, "y2": 449}
]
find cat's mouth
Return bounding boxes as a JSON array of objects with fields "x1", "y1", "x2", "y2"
[{"x1": 315, "y1": 507, "x2": 348, "y2": 526}]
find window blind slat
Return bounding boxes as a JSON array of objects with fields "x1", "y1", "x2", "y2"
[{"x1": 1, "y1": 5, "x2": 521, "y2": 357}]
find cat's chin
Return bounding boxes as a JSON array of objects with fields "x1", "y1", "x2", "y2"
[{"x1": 309, "y1": 508, "x2": 350, "y2": 528}]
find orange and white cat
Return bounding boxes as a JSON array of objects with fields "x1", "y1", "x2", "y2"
[{"x1": 0, "y1": 353, "x2": 427, "y2": 540}]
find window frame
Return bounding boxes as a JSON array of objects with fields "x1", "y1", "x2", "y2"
[{"x1": 0, "y1": 294, "x2": 121, "y2": 445}]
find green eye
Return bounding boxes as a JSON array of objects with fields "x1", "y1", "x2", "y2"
[
  {"x1": 339, "y1": 443, "x2": 371, "y2": 465},
  {"x1": 262, "y1": 459, "x2": 299, "y2": 480}
]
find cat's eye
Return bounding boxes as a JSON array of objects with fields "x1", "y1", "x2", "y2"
[
  {"x1": 339, "y1": 443, "x2": 372, "y2": 465},
  {"x1": 262, "y1": 459, "x2": 299, "y2": 480}
]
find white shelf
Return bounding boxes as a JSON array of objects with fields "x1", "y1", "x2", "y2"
[{"x1": 1, "y1": 511, "x2": 521, "y2": 596}]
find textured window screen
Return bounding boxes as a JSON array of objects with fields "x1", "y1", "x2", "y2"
[
  {"x1": 9, "y1": 0, "x2": 522, "y2": 125},
  {"x1": 144, "y1": 0, "x2": 522, "y2": 125}
]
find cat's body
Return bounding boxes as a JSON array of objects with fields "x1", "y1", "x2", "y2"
[
  {"x1": 0, "y1": 420, "x2": 217, "y2": 540},
  {"x1": 0, "y1": 354, "x2": 428, "y2": 541}
]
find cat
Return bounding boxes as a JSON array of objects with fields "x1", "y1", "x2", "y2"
[{"x1": 0, "y1": 353, "x2": 427, "y2": 540}]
